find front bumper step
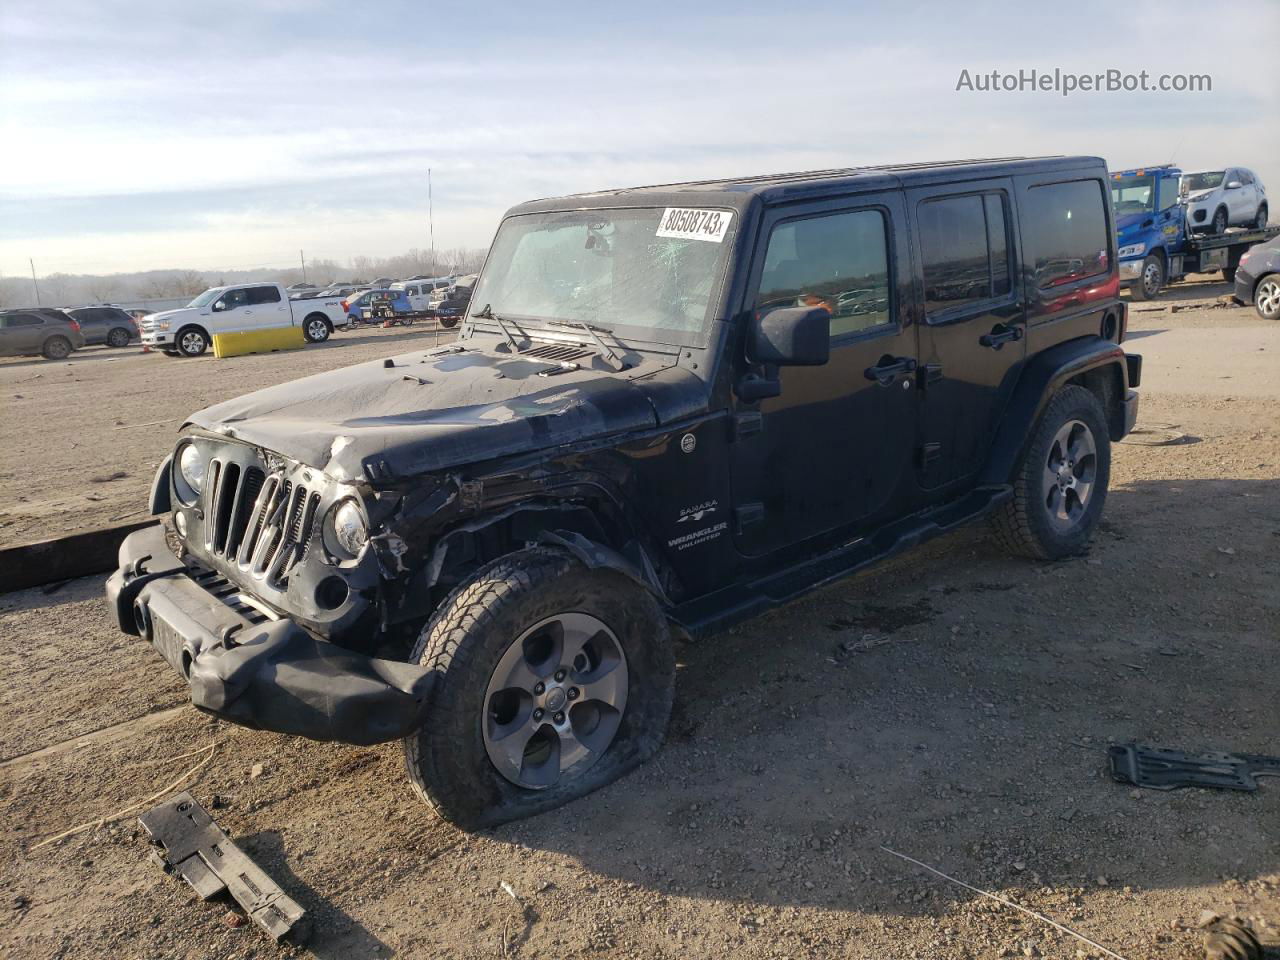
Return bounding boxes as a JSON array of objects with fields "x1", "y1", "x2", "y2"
[{"x1": 106, "y1": 525, "x2": 433, "y2": 745}]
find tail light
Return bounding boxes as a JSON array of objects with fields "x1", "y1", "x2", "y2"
[
  {"x1": 340, "y1": 300, "x2": 349, "y2": 311},
  {"x1": 68, "y1": 319, "x2": 80, "y2": 332}
]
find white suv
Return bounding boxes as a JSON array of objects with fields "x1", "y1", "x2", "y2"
[{"x1": 1182, "y1": 168, "x2": 1268, "y2": 235}]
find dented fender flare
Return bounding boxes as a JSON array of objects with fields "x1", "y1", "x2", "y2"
[{"x1": 537, "y1": 528, "x2": 671, "y2": 607}]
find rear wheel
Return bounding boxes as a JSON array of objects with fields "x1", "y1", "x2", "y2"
[
  {"x1": 106, "y1": 327, "x2": 132, "y2": 348},
  {"x1": 1255, "y1": 274, "x2": 1280, "y2": 321},
  {"x1": 403, "y1": 548, "x2": 674, "y2": 829},
  {"x1": 303, "y1": 316, "x2": 331, "y2": 343},
  {"x1": 42, "y1": 336, "x2": 72, "y2": 360},
  {"x1": 993, "y1": 385, "x2": 1111, "y2": 560},
  {"x1": 176, "y1": 326, "x2": 209, "y2": 357},
  {"x1": 1130, "y1": 254, "x2": 1163, "y2": 301}
]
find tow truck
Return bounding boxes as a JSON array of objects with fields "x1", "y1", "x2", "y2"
[{"x1": 1111, "y1": 165, "x2": 1278, "y2": 300}]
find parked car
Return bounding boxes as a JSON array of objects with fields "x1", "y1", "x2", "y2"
[
  {"x1": 342, "y1": 288, "x2": 410, "y2": 323},
  {"x1": 138, "y1": 282, "x2": 350, "y2": 356},
  {"x1": 0, "y1": 308, "x2": 85, "y2": 359},
  {"x1": 65, "y1": 305, "x2": 139, "y2": 348},
  {"x1": 1182, "y1": 168, "x2": 1268, "y2": 235},
  {"x1": 108, "y1": 155, "x2": 1140, "y2": 830},
  {"x1": 1233, "y1": 235, "x2": 1280, "y2": 320},
  {"x1": 391, "y1": 276, "x2": 453, "y2": 311}
]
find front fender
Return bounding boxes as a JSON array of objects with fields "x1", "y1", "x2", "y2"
[{"x1": 980, "y1": 335, "x2": 1134, "y2": 486}]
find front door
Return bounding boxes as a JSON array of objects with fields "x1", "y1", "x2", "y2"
[
  {"x1": 906, "y1": 180, "x2": 1025, "y2": 490},
  {"x1": 731, "y1": 193, "x2": 919, "y2": 557}
]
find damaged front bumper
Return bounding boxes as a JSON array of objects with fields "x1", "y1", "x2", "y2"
[{"x1": 105, "y1": 524, "x2": 433, "y2": 745}]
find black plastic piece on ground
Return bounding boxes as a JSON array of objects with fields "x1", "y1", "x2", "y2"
[
  {"x1": 139, "y1": 791, "x2": 307, "y2": 942},
  {"x1": 1203, "y1": 918, "x2": 1263, "y2": 960},
  {"x1": 1108, "y1": 743, "x2": 1280, "y2": 792}
]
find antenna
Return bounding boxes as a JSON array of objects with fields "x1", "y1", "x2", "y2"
[{"x1": 428, "y1": 168, "x2": 436, "y2": 277}]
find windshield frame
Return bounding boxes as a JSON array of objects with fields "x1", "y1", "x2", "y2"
[
  {"x1": 187, "y1": 287, "x2": 227, "y2": 308},
  {"x1": 467, "y1": 204, "x2": 739, "y2": 349}
]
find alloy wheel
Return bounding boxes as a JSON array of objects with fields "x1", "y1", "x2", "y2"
[
  {"x1": 1257, "y1": 279, "x2": 1280, "y2": 320},
  {"x1": 1043, "y1": 419, "x2": 1097, "y2": 529},
  {"x1": 180, "y1": 331, "x2": 206, "y2": 355},
  {"x1": 482, "y1": 612, "x2": 629, "y2": 789},
  {"x1": 307, "y1": 319, "x2": 329, "y2": 342},
  {"x1": 1142, "y1": 260, "x2": 1162, "y2": 298}
]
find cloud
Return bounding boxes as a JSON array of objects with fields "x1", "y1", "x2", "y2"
[{"x1": 2, "y1": 0, "x2": 1276, "y2": 273}]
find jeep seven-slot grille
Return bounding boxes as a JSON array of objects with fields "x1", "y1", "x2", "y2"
[{"x1": 203, "y1": 460, "x2": 320, "y2": 587}]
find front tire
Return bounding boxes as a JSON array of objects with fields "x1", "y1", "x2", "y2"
[
  {"x1": 303, "y1": 316, "x2": 331, "y2": 343},
  {"x1": 1211, "y1": 207, "x2": 1228, "y2": 235},
  {"x1": 176, "y1": 326, "x2": 209, "y2": 357},
  {"x1": 1255, "y1": 274, "x2": 1280, "y2": 321},
  {"x1": 1130, "y1": 254, "x2": 1163, "y2": 301},
  {"x1": 993, "y1": 385, "x2": 1111, "y2": 560},
  {"x1": 403, "y1": 548, "x2": 674, "y2": 829},
  {"x1": 439, "y1": 316, "x2": 459, "y2": 329},
  {"x1": 1255, "y1": 204, "x2": 1268, "y2": 230}
]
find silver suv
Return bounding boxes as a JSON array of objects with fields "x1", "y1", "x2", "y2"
[{"x1": 1182, "y1": 167, "x2": 1268, "y2": 235}]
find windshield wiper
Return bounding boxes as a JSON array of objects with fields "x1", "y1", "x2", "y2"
[
  {"x1": 547, "y1": 320, "x2": 626, "y2": 371},
  {"x1": 472, "y1": 303, "x2": 520, "y2": 351}
]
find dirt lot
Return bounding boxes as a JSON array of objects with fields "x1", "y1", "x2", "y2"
[
  {"x1": 2, "y1": 278, "x2": 1278, "y2": 960},
  {"x1": 0, "y1": 322, "x2": 460, "y2": 547}
]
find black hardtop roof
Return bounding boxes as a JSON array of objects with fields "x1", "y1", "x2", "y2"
[{"x1": 510, "y1": 156, "x2": 1107, "y2": 215}]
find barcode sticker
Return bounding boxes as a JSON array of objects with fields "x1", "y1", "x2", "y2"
[{"x1": 655, "y1": 208, "x2": 733, "y2": 243}]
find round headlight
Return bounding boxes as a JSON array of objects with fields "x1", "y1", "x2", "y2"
[
  {"x1": 328, "y1": 499, "x2": 368, "y2": 558},
  {"x1": 178, "y1": 444, "x2": 206, "y2": 497}
]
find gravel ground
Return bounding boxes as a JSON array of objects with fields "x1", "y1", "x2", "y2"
[{"x1": 1, "y1": 278, "x2": 1277, "y2": 960}]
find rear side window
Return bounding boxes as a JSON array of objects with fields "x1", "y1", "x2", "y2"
[
  {"x1": 5, "y1": 313, "x2": 43, "y2": 326},
  {"x1": 247, "y1": 286, "x2": 281, "y2": 304},
  {"x1": 1022, "y1": 180, "x2": 1110, "y2": 289},
  {"x1": 756, "y1": 208, "x2": 892, "y2": 339},
  {"x1": 917, "y1": 193, "x2": 1011, "y2": 315}
]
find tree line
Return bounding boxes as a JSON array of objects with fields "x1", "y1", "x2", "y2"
[{"x1": 0, "y1": 246, "x2": 489, "y2": 308}]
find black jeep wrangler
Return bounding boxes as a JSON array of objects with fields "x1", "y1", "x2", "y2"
[{"x1": 108, "y1": 156, "x2": 1140, "y2": 828}]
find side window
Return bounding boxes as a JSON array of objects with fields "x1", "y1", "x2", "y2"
[
  {"x1": 1240, "y1": 170, "x2": 1254, "y2": 186},
  {"x1": 917, "y1": 193, "x2": 1011, "y2": 316},
  {"x1": 7, "y1": 313, "x2": 42, "y2": 326},
  {"x1": 223, "y1": 288, "x2": 250, "y2": 308},
  {"x1": 756, "y1": 208, "x2": 891, "y2": 339},
  {"x1": 247, "y1": 286, "x2": 281, "y2": 304},
  {"x1": 1022, "y1": 180, "x2": 1110, "y2": 289},
  {"x1": 1160, "y1": 174, "x2": 1181, "y2": 210}
]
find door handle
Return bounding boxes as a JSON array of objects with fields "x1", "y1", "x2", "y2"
[
  {"x1": 864, "y1": 355, "x2": 917, "y2": 385},
  {"x1": 979, "y1": 324, "x2": 1023, "y2": 350}
]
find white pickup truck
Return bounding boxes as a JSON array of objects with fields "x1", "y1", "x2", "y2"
[{"x1": 139, "y1": 282, "x2": 349, "y2": 357}]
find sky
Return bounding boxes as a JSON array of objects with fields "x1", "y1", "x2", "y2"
[{"x1": 2, "y1": 0, "x2": 1277, "y2": 277}]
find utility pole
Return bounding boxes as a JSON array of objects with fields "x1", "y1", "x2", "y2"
[
  {"x1": 29, "y1": 258, "x2": 41, "y2": 305},
  {"x1": 299, "y1": 249, "x2": 306, "y2": 282},
  {"x1": 428, "y1": 167, "x2": 436, "y2": 276}
]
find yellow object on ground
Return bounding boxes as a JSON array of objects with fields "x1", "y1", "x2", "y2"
[{"x1": 211, "y1": 325, "x2": 306, "y2": 359}]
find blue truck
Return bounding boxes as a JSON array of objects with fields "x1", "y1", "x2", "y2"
[{"x1": 1111, "y1": 165, "x2": 1278, "y2": 300}]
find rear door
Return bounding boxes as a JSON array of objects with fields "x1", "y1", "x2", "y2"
[
  {"x1": 247, "y1": 285, "x2": 289, "y2": 328},
  {"x1": 906, "y1": 179, "x2": 1025, "y2": 491},
  {"x1": 2, "y1": 313, "x2": 46, "y2": 353},
  {"x1": 730, "y1": 191, "x2": 919, "y2": 557}
]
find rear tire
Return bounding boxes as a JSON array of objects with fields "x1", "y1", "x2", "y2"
[
  {"x1": 1130, "y1": 254, "x2": 1163, "y2": 301},
  {"x1": 1255, "y1": 274, "x2": 1280, "y2": 321},
  {"x1": 42, "y1": 336, "x2": 72, "y2": 360},
  {"x1": 403, "y1": 548, "x2": 674, "y2": 829},
  {"x1": 303, "y1": 316, "x2": 331, "y2": 343},
  {"x1": 176, "y1": 326, "x2": 209, "y2": 357},
  {"x1": 106, "y1": 327, "x2": 132, "y2": 348},
  {"x1": 992, "y1": 385, "x2": 1111, "y2": 560}
]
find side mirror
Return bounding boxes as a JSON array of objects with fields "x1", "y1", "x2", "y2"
[
  {"x1": 748, "y1": 306, "x2": 830, "y2": 366},
  {"x1": 1226, "y1": 181, "x2": 1242, "y2": 190},
  {"x1": 212, "y1": 300, "x2": 226, "y2": 312}
]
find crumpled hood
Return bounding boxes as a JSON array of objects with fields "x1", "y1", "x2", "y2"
[{"x1": 186, "y1": 344, "x2": 701, "y2": 482}]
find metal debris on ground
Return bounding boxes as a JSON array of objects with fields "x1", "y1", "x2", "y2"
[
  {"x1": 1108, "y1": 743, "x2": 1280, "y2": 792},
  {"x1": 1202, "y1": 917, "x2": 1263, "y2": 960},
  {"x1": 138, "y1": 791, "x2": 306, "y2": 943}
]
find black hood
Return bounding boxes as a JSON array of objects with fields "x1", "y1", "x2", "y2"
[{"x1": 186, "y1": 343, "x2": 704, "y2": 482}]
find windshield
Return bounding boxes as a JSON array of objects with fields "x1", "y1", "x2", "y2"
[
  {"x1": 470, "y1": 207, "x2": 736, "y2": 344},
  {"x1": 1110, "y1": 175, "x2": 1156, "y2": 216},
  {"x1": 187, "y1": 287, "x2": 226, "y2": 308},
  {"x1": 1183, "y1": 171, "x2": 1225, "y2": 192}
]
